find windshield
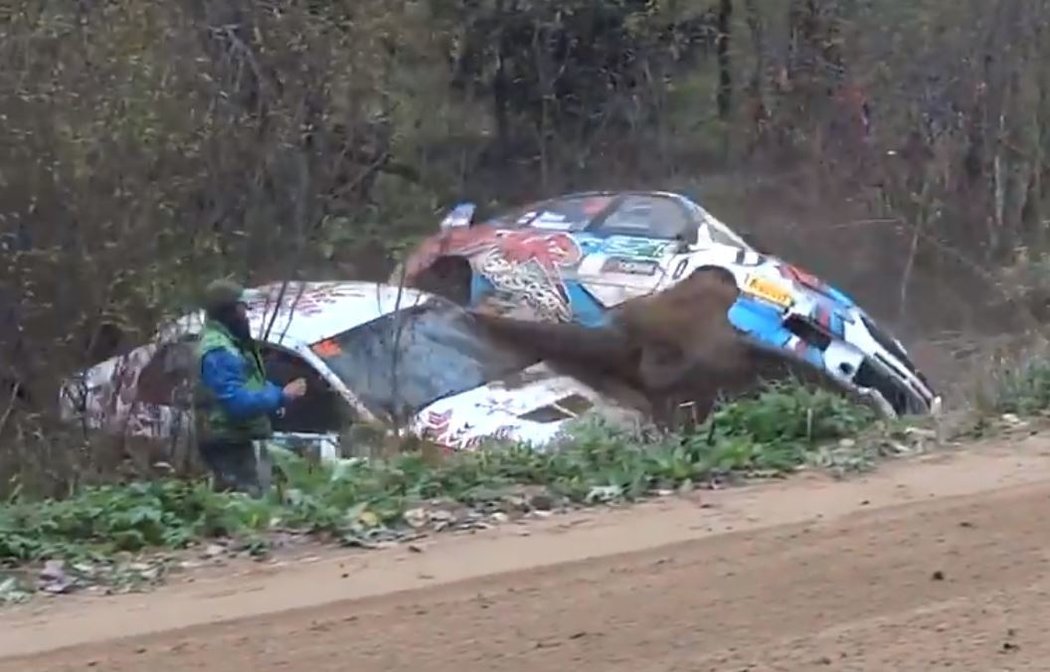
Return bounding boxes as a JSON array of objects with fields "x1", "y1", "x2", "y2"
[
  {"x1": 702, "y1": 214, "x2": 751, "y2": 249},
  {"x1": 485, "y1": 194, "x2": 617, "y2": 232},
  {"x1": 312, "y1": 299, "x2": 538, "y2": 421}
]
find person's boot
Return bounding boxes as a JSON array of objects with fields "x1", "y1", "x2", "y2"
[{"x1": 200, "y1": 440, "x2": 261, "y2": 496}]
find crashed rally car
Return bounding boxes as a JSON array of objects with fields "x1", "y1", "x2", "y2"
[
  {"x1": 396, "y1": 190, "x2": 940, "y2": 418},
  {"x1": 59, "y1": 281, "x2": 642, "y2": 460}
]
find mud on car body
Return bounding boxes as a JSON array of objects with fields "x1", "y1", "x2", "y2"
[
  {"x1": 397, "y1": 190, "x2": 940, "y2": 418},
  {"x1": 59, "y1": 282, "x2": 642, "y2": 461}
]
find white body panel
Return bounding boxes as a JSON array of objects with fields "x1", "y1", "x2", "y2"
[{"x1": 60, "y1": 282, "x2": 642, "y2": 460}]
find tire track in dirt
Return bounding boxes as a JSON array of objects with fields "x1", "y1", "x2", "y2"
[{"x1": 4, "y1": 438, "x2": 1050, "y2": 671}]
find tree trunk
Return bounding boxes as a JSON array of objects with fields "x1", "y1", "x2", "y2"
[{"x1": 716, "y1": 0, "x2": 733, "y2": 121}]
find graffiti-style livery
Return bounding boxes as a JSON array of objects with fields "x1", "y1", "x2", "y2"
[{"x1": 400, "y1": 190, "x2": 939, "y2": 418}]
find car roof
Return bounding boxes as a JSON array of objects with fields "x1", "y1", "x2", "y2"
[
  {"x1": 532, "y1": 188, "x2": 695, "y2": 204},
  {"x1": 478, "y1": 189, "x2": 751, "y2": 248},
  {"x1": 484, "y1": 189, "x2": 711, "y2": 227},
  {"x1": 159, "y1": 281, "x2": 432, "y2": 348}
]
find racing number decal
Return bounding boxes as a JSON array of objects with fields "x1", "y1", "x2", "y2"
[{"x1": 671, "y1": 258, "x2": 690, "y2": 280}]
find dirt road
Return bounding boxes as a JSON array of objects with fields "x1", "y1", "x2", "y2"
[{"x1": 4, "y1": 436, "x2": 1050, "y2": 671}]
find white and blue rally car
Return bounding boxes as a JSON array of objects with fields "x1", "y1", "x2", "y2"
[{"x1": 398, "y1": 190, "x2": 940, "y2": 418}]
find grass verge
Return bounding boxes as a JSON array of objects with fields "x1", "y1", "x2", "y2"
[
  {"x1": 0, "y1": 381, "x2": 918, "y2": 600},
  {"x1": 981, "y1": 350, "x2": 1050, "y2": 417}
]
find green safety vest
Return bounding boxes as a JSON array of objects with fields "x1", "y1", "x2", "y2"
[{"x1": 194, "y1": 320, "x2": 274, "y2": 442}]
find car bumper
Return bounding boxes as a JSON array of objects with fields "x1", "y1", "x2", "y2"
[
  {"x1": 779, "y1": 302, "x2": 939, "y2": 418},
  {"x1": 851, "y1": 354, "x2": 939, "y2": 418}
]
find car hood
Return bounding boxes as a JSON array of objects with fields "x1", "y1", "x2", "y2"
[{"x1": 410, "y1": 362, "x2": 639, "y2": 451}]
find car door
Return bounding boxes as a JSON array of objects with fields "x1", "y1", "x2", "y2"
[
  {"x1": 572, "y1": 194, "x2": 696, "y2": 308},
  {"x1": 258, "y1": 344, "x2": 356, "y2": 461},
  {"x1": 129, "y1": 334, "x2": 200, "y2": 460}
]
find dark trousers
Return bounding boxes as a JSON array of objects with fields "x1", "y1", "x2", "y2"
[{"x1": 198, "y1": 439, "x2": 265, "y2": 497}]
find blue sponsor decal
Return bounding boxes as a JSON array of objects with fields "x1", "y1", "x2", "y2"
[{"x1": 575, "y1": 233, "x2": 676, "y2": 260}]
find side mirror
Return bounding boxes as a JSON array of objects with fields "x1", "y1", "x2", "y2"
[
  {"x1": 439, "y1": 202, "x2": 476, "y2": 230},
  {"x1": 675, "y1": 227, "x2": 698, "y2": 252}
]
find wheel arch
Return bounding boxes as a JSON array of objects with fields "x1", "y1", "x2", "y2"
[{"x1": 401, "y1": 254, "x2": 474, "y2": 306}]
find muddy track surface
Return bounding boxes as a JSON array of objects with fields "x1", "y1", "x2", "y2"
[{"x1": 6, "y1": 437, "x2": 1050, "y2": 671}]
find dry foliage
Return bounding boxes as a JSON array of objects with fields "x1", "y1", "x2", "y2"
[{"x1": 2, "y1": 0, "x2": 1050, "y2": 494}]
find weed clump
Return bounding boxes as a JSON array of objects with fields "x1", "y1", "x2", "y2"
[{"x1": 983, "y1": 352, "x2": 1050, "y2": 416}]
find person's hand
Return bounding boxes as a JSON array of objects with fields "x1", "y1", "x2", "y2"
[{"x1": 283, "y1": 378, "x2": 307, "y2": 400}]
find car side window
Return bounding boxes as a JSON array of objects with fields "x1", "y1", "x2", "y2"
[
  {"x1": 593, "y1": 195, "x2": 693, "y2": 240},
  {"x1": 136, "y1": 335, "x2": 198, "y2": 408},
  {"x1": 259, "y1": 345, "x2": 353, "y2": 434}
]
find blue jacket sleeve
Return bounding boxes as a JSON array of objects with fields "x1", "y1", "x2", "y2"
[{"x1": 200, "y1": 348, "x2": 286, "y2": 420}]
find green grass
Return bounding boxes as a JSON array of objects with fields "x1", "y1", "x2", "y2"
[
  {"x1": 0, "y1": 381, "x2": 886, "y2": 596},
  {"x1": 0, "y1": 380, "x2": 902, "y2": 600},
  {"x1": 982, "y1": 352, "x2": 1050, "y2": 417}
]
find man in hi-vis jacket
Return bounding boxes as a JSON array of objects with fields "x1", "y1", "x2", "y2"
[{"x1": 194, "y1": 279, "x2": 305, "y2": 495}]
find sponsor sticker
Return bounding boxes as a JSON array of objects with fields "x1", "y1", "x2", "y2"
[
  {"x1": 602, "y1": 257, "x2": 659, "y2": 276},
  {"x1": 601, "y1": 236, "x2": 678, "y2": 259},
  {"x1": 744, "y1": 274, "x2": 794, "y2": 308},
  {"x1": 531, "y1": 211, "x2": 575, "y2": 230}
]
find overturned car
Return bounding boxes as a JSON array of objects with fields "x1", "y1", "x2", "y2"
[
  {"x1": 397, "y1": 190, "x2": 940, "y2": 419},
  {"x1": 59, "y1": 281, "x2": 643, "y2": 460}
]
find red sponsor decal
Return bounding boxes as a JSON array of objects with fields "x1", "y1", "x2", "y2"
[
  {"x1": 495, "y1": 231, "x2": 581, "y2": 271},
  {"x1": 421, "y1": 408, "x2": 453, "y2": 443},
  {"x1": 403, "y1": 226, "x2": 582, "y2": 322},
  {"x1": 405, "y1": 227, "x2": 581, "y2": 278},
  {"x1": 427, "y1": 408, "x2": 452, "y2": 425},
  {"x1": 403, "y1": 226, "x2": 501, "y2": 280},
  {"x1": 312, "y1": 338, "x2": 343, "y2": 358},
  {"x1": 778, "y1": 263, "x2": 827, "y2": 294}
]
